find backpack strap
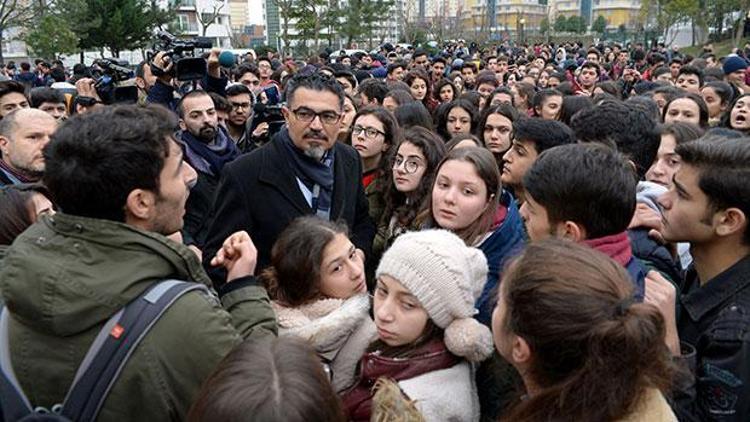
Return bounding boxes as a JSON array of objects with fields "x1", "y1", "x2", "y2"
[
  {"x1": 0, "y1": 280, "x2": 208, "y2": 421},
  {"x1": 60, "y1": 279, "x2": 208, "y2": 421},
  {"x1": 0, "y1": 304, "x2": 36, "y2": 421}
]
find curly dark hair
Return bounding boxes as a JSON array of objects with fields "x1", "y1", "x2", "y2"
[{"x1": 43, "y1": 104, "x2": 176, "y2": 222}]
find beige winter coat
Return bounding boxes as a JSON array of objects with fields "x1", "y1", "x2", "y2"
[
  {"x1": 618, "y1": 388, "x2": 677, "y2": 422},
  {"x1": 273, "y1": 293, "x2": 377, "y2": 393}
]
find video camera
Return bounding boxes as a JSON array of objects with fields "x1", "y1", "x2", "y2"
[
  {"x1": 91, "y1": 58, "x2": 138, "y2": 104},
  {"x1": 148, "y1": 30, "x2": 213, "y2": 81},
  {"x1": 250, "y1": 85, "x2": 285, "y2": 145}
]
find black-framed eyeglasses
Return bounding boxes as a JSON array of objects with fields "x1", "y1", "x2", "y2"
[
  {"x1": 292, "y1": 107, "x2": 341, "y2": 125},
  {"x1": 392, "y1": 156, "x2": 422, "y2": 174},
  {"x1": 231, "y1": 101, "x2": 251, "y2": 110},
  {"x1": 351, "y1": 125, "x2": 385, "y2": 139}
]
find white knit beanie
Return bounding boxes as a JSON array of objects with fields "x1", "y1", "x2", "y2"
[{"x1": 375, "y1": 229, "x2": 494, "y2": 362}]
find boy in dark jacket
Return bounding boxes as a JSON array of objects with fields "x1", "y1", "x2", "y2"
[
  {"x1": 521, "y1": 143, "x2": 647, "y2": 298},
  {"x1": 646, "y1": 136, "x2": 750, "y2": 421}
]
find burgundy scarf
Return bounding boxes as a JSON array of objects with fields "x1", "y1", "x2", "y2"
[
  {"x1": 342, "y1": 339, "x2": 460, "y2": 421},
  {"x1": 0, "y1": 159, "x2": 36, "y2": 184},
  {"x1": 582, "y1": 231, "x2": 633, "y2": 267}
]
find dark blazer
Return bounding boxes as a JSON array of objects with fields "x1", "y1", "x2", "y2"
[
  {"x1": 182, "y1": 170, "x2": 219, "y2": 248},
  {"x1": 202, "y1": 132, "x2": 376, "y2": 287}
]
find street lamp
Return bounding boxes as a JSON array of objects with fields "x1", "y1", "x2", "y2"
[{"x1": 519, "y1": 17, "x2": 526, "y2": 45}]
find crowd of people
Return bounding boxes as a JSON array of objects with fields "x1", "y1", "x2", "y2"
[{"x1": 0, "y1": 38, "x2": 749, "y2": 421}]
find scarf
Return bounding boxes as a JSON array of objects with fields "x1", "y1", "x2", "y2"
[
  {"x1": 362, "y1": 169, "x2": 379, "y2": 189},
  {"x1": 0, "y1": 159, "x2": 37, "y2": 184},
  {"x1": 343, "y1": 338, "x2": 459, "y2": 421},
  {"x1": 582, "y1": 231, "x2": 634, "y2": 267},
  {"x1": 279, "y1": 128, "x2": 335, "y2": 216},
  {"x1": 181, "y1": 126, "x2": 238, "y2": 177}
]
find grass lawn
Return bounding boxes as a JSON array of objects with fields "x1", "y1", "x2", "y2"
[{"x1": 681, "y1": 38, "x2": 750, "y2": 57}]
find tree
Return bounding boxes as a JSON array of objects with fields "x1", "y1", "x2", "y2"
[
  {"x1": 397, "y1": 0, "x2": 421, "y2": 45},
  {"x1": 734, "y1": 1, "x2": 750, "y2": 47},
  {"x1": 255, "y1": 44, "x2": 276, "y2": 59},
  {"x1": 289, "y1": 0, "x2": 327, "y2": 53},
  {"x1": 540, "y1": 17, "x2": 549, "y2": 35},
  {"x1": 333, "y1": 0, "x2": 393, "y2": 48},
  {"x1": 77, "y1": 0, "x2": 175, "y2": 57},
  {"x1": 640, "y1": 0, "x2": 700, "y2": 46},
  {"x1": 363, "y1": 0, "x2": 393, "y2": 48},
  {"x1": 592, "y1": 15, "x2": 607, "y2": 34},
  {"x1": 273, "y1": 0, "x2": 295, "y2": 56},
  {"x1": 705, "y1": 0, "x2": 741, "y2": 38},
  {"x1": 24, "y1": 14, "x2": 79, "y2": 59},
  {"x1": 566, "y1": 15, "x2": 586, "y2": 33},
  {"x1": 0, "y1": 0, "x2": 43, "y2": 62},
  {"x1": 335, "y1": 0, "x2": 364, "y2": 46},
  {"x1": 554, "y1": 15, "x2": 568, "y2": 32},
  {"x1": 321, "y1": 0, "x2": 343, "y2": 46},
  {"x1": 195, "y1": 0, "x2": 225, "y2": 37}
]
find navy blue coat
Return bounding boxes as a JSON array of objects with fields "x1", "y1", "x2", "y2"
[{"x1": 475, "y1": 190, "x2": 526, "y2": 326}]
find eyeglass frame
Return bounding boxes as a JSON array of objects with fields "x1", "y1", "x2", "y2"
[
  {"x1": 230, "y1": 101, "x2": 252, "y2": 110},
  {"x1": 291, "y1": 107, "x2": 342, "y2": 125},
  {"x1": 351, "y1": 125, "x2": 386, "y2": 139},
  {"x1": 392, "y1": 155, "x2": 422, "y2": 174}
]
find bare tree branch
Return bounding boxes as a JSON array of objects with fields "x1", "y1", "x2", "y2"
[{"x1": 196, "y1": 0, "x2": 225, "y2": 36}]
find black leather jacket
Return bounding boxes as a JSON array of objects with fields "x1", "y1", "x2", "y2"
[{"x1": 672, "y1": 255, "x2": 750, "y2": 421}]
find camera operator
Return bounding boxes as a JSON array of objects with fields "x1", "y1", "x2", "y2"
[
  {"x1": 146, "y1": 47, "x2": 228, "y2": 110},
  {"x1": 134, "y1": 61, "x2": 157, "y2": 105},
  {"x1": 73, "y1": 77, "x2": 105, "y2": 114}
]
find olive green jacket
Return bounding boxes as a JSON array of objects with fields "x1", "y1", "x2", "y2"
[{"x1": 0, "y1": 213, "x2": 277, "y2": 421}]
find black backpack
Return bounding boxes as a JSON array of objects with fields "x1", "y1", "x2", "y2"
[{"x1": 0, "y1": 279, "x2": 208, "y2": 422}]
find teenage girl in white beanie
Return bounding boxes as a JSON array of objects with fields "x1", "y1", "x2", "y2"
[{"x1": 342, "y1": 229, "x2": 493, "y2": 422}]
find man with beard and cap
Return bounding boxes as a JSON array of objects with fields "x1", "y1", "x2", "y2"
[
  {"x1": 202, "y1": 73, "x2": 375, "y2": 288},
  {"x1": 177, "y1": 90, "x2": 239, "y2": 257}
]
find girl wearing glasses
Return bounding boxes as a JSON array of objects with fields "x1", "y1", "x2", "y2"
[
  {"x1": 348, "y1": 107, "x2": 402, "y2": 225},
  {"x1": 372, "y1": 127, "x2": 446, "y2": 266}
]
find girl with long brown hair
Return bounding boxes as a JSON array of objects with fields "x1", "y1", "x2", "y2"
[
  {"x1": 259, "y1": 216, "x2": 375, "y2": 394},
  {"x1": 493, "y1": 239, "x2": 677, "y2": 421},
  {"x1": 420, "y1": 147, "x2": 525, "y2": 325}
]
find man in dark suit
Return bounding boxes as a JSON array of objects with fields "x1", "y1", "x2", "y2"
[{"x1": 202, "y1": 73, "x2": 375, "y2": 287}]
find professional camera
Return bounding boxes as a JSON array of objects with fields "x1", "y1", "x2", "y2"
[
  {"x1": 250, "y1": 85, "x2": 286, "y2": 145},
  {"x1": 92, "y1": 58, "x2": 137, "y2": 104},
  {"x1": 148, "y1": 30, "x2": 213, "y2": 81}
]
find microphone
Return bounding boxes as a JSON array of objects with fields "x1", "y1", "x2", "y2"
[{"x1": 218, "y1": 51, "x2": 236, "y2": 68}]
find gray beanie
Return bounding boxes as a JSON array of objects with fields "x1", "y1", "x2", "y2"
[{"x1": 376, "y1": 229, "x2": 493, "y2": 362}]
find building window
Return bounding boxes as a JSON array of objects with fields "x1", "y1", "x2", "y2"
[{"x1": 176, "y1": 13, "x2": 199, "y2": 32}]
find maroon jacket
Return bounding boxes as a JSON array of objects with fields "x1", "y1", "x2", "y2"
[{"x1": 341, "y1": 339, "x2": 459, "y2": 421}]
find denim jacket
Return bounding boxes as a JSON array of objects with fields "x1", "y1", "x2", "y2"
[{"x1": 672, "y1": 255, "x2": 750, "y2": 421}]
